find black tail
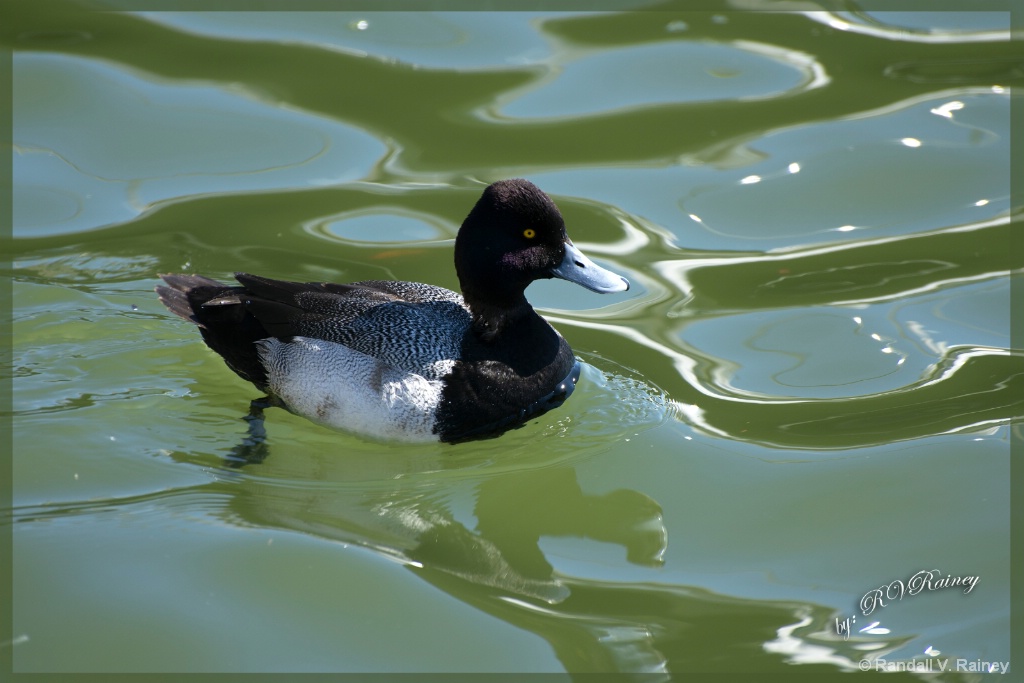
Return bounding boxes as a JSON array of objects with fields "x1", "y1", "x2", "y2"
[
  {"x1": 156, "y1": 274, "x2": 271, "y2": 389},
  {"x1": 156, "y1": 273, "x2": 227, "y2": 326}
]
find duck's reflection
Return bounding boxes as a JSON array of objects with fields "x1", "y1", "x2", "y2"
[
  {"x1": 202, "y1": 448, "x2": 851, "y2": 674},
  {"x1": 407, "y1": 467, "x2": 667, "y2": 605},
  {"x1": 216, "y1": 446, "x2": 673, "y2": 667}
]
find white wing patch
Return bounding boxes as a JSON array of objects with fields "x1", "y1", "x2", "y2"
[{"x1": 258, "y1": 337, "x2": 453, "y2": 442}]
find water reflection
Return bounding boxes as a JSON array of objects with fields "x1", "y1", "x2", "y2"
[
  {"x1": 13, "y1": 52, "x2": 385, "y2": 237},
  {"x1": 8, "y1": 3, "x2": 1015, "y2": 672},
  {"x1": 804, "y1": 11, "x2": 1010, "y2": 44},
  {"x1": 220, "y1": 455, "x2": 667, "y2": 668},
  {"x1": 81, "y1": 449, "x2": 869, "y2": 674},
  {"x1": 138, "y1": 11, "x2": 561, "y2": 70},
  {"x1": 11, "y1": 450, "x2": 909, "y2": 674},
  {"x1": 495, "y1": 38, "x2": 825, "y2": 120},
  {"x1": 599, "y1": 214, "x2": 1021, "y2": 449}
]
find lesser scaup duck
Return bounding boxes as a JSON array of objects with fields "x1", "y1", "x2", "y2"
[{"x1": 157, "y1": 179, "x2": 629, "y2": 443}]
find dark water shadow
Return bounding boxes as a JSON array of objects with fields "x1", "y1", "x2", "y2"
[{"x1": 83, "y1": 453, "x2": 902, "y2": 676}]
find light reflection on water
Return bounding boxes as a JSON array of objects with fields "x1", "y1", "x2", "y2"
[{"x1": 8, "y1": 4, "x2": 1015, "y2": 675}]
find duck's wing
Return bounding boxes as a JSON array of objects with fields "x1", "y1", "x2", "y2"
[
  {"x1": 229, "y1": 272, "x2": 404, "y2": 337},
  {"x1": 158, "y1": 272, "x2": 470, "y2": 386},
  {"x1": 237, "y1": 274, "x2": 471, "y2": 383},
  {"x1": 231, "y1": 273, "x2": 468, "y2": 345},
  {"x1": 348, "y1": 279, "x2": 465, "y2": 306}
]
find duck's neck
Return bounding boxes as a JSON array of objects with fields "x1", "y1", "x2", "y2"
[{"x1": 468, "y1": 297, "x2": 537, "y2": 343}]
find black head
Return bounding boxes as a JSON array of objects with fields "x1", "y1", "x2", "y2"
[{"x1": 454, "y1": 179, "x2": 628, "y2": 311}]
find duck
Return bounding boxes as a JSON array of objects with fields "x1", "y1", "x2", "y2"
[{"x1": 156, "y1": 179, "x2": 629, "y2": 443}]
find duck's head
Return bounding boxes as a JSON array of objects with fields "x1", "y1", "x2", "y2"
[{"x1": 455, "y1": 179, "x2": 629, "y2": 311}]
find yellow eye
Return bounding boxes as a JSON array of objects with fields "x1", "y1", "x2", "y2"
[{"x1": 523, "y1": 228, "x2": 536, "y2": 239}]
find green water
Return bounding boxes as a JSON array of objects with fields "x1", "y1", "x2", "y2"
[{"x1": 6, "y1": 2, "x2": 1020, "y2": 677}]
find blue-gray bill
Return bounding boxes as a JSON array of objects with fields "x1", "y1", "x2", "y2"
[{"x1": 551, "y1": 241, "x2": 630, "y2": 293}]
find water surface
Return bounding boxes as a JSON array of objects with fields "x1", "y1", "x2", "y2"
[{"x1": 6, "y1": 2, "x2": 1019, "y2": 677}]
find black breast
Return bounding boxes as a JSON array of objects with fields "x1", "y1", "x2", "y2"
[{"x1": 433, "y1": 310, "x2": 577, "y2": 443}]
